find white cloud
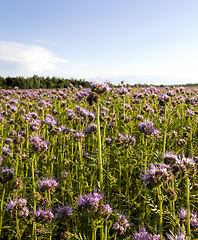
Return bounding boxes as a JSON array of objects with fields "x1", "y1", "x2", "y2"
[{"x1": 0, "y1": 41, "x2": 69, "y2": 75}]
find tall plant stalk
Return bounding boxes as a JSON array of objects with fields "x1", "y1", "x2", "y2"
[
  {"x1": 186, "y1": 177, "x2": 191, "y2": 238},
  {"x1": 158, "y1": 185, "x2": 163, "y2": 238},
  {"x1": 97, "y1": 102, "x2": 103, "y2": 240}
]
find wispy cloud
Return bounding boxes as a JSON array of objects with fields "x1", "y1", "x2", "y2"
[
  {"x1": 0, "y1": 41, "x2": 69, "y2": 76},
  {"x1": 33, "y1": 40, "x2": 56, "y2": 45}
]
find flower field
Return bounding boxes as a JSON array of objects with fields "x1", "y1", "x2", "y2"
[{"x1": 0, "y1": 83, "x2": 198, "y2": 239}]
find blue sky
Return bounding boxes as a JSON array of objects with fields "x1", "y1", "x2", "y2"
[{"x1": 0, "y1": 0, "x2": 198, "y2": 86}]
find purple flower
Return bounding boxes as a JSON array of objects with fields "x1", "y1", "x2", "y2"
[
  {"x1": 54, "y1": 204, "x2": 73, "y2": 221},
  {"x1": 6, "y1": 200, "x2": 17, "y2": 212},
  {"x1": 90, "y1": 82, "x2": 111, "y2": 94},
  {"x1": 179, "y1": 207, "x2": 187, "y2": 220},
  {"x1": 112, "y1": 213, "x2": 131, "y2": 235},
  {"x1": 166, "y1": 229, "x2": 187, "y2": 240},
  {"x1": 62, "y1": 171, "x2": 68, "y2": 179},
  {"x1": 0, "y1": 167, "x2": 14, "y2": 183},
  {"x1": 73, "y1": 131, "x2": 85, "y2": 142},
  {"x1": 34, "y1": 208, "x2": 54, "y2": 224},
  {"x1": 163, "y1": 151, "x2": 178, "y2": 165},
  {"x1": 132, "y1": 225, "x2": 161, "y2": 240},
  {"x1": 100, "y1": 204, "x2": 112, "y2": 219},
  {"x1": 84, "y1": 123, "x2": 97, "y2": 134},
  {"x1": 140, "y1": 163, "x2": 170, "y2": 190},
  {"x1": 77, "y1": 191, "x2": 103, "y2": 213},
  {"x1": 17, "y1": 206, "x2": 29, "y2": 219},
  {"x1": 138, "y1": 120, "x2": 160, "y2": 136},
  {"x1": 39, "y1": 177, "x2": 58, "y2": 192}
]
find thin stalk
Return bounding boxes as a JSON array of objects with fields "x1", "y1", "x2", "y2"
[
  {"x1": 0, "y1": 183, "x2": 6, "y2": 235},
  {"x1": 104, "y1": 219, "x2": 108, "y2": 240},
  {"x1": 158, "y1": 185, "x2": 163, "y2": 238},
  {"x1": 186, "y1": 177, "x2": 191, "y2": 238},
  {"x1": 78, "y1": 141, "x2": 83, "y2": 193},
  {"x1": 97, "y1": 102, "x2": 103, "y2": 240},
  {"x1": 163, "y1": 104, "x2": 167, "y2": 154},
  {"x1": 31, "y1": 154, "x2": 37, "y2": 240},
  {"x1": 15, "y1": 210, "x2": 20, "y2": 240},
  {"x1": 97, "y1": 102, "x2": 103, "y2": 194}
]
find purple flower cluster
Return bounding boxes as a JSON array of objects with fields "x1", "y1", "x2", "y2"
[
  {"x1": 34, "y1": 208, "x2": 54, "y2": 224},
  {"x1": 30, "y1": 135, "x2": 49, "y2": 153},
  {"x1": 114, "y1": 133, "x2": 136, "y2": 147},
  {"x1": 166, "y1": 229, "x2": 187, "y2": 240},
  {"x1": 112, "y1": 213, "x2": 131, "y2": 235},
  {"x1": 179, "y1": 207, "x2": 198, "y2": 227},
  {"x1": 100, "y1": 204, "x2": 112, "y2": 219},
  {"x1": 138, "y1": 120, "x2": 160, "y2": 136},
  {"x1": 164, "y1": 152, "x2": 197, "y2": 178},
  {"x1": 140, "y1": 163, "x2": 170, "y2": 190},
  {"x1": 90, "y1": 82, "x2": 111, "y2": 94},
  {"x1": 54, "y1": 204, "x2": 73, "y2": 222},
  {"x1": 39, "y1": 177, "x2": 58, "y2": 192},
  {"x1": 6, "y1": 198, "x2": 29, "y2": 219},
  {"x1": 73, "y1": 131, "x2": 85, "y2": 142},
  {"x1": 0, "y1": 167, "x2": 14, "y2": 183},
  {"x1": 84, "y1": 123, "x2": 97, "y2": 134},
  {"x1": 132, "y1": 225, "x2": 161, "y2": 240},
  {"x1": 77, "y1": 191, "x2": 103, "y2": 213}
]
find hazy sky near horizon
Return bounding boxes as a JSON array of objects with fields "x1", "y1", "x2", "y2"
[{"x1": 0, "y1": 0, "x2": 198, "y2": 85}]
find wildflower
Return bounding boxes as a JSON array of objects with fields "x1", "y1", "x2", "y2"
[
  {"x1": 54, "y1": 204, "x2": 73, "y2": 221},
  {"x1": 84, "y1": 123, "x2": 97, "y2": 134},
  {"x1": 73, "y1": 131, "x2": 85, "y2": 142},
  {"x1": 138, "y1": 120, "x2": 160, "y2": 136},
  {"x1": 166, "y1": 229, "x2": 187, "y2": 240},
  {"x1": 39, "y1": 177, "x2": 58, "y2": 192},
  {"x1": 77, "y1": 191, "x2": 103, "y2": 213},
  {"x1": 100, "y1": 203, "x2": 112, "y2": 219},
  {"x1": 140, "y1": 163, "x2": 170, "y2": 190},
  {"x1": 112, "y1": 213, "x2": 131, "y2": 235},
  {"x1": 179, "y1": 207, "x2": 187, "y2": 220},
  {"x1": 0, "y1": 167, "x2": 14, "y2": 183},
  {"x1": 163, "y1": 151, "x2": 178, "y2": 165},
  {"x1": 34, "y1": 208, "x2": 54, "y2": 224},
  {"x1": 132, "y1": 225, "x2": 161, "y2": 240},
  {"x1": 62, "y1": 171, "x2": 68, "y2": 179},
  {"x1": 90, "y1": 82, "x2": 111, "y2": 94}
]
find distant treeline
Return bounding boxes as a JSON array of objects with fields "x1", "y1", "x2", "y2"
[
  {"x1": 0, "y1": 75, "x2": 91, "y2": 89},
  {"x1": 0, "y1": 75, "x2": 198, "y2": 89}
]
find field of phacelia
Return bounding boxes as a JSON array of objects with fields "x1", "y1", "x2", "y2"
[{"x1": 0, "y1": 83, "x2": 198, "y2": 240}]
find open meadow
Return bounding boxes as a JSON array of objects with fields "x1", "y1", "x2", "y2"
[{"x1": 0, "y1": 83, "x2": 198, "y2": 239}]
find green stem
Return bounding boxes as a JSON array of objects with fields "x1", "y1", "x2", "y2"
[
  {"x1": 163, "y1": 104, "x2": 167, "y2": 154},
  {"x1": 78, "y1": 141, "x2": 83, "y2": 193},
  {"x1": 15, "y1": 210, "x2": 20, "y2": 240},
  {"x1": 97, "y1": 103, "x2": 103, "y2": 194},
  {"x1": 186, "y1": 177, "x2": 191, "y2": 238},
  {"x1": 31, "y1": 154, "x2": 37, "y2": 240},
  {"x1": 158, "y1": 185, "x2": 163, "y2": 238},
  {"x1": 97, "y1": 102, "x2": 103, "y2": 240},
  {"x1": 0, "y1": 183, "x2": 6, "y2": 235}
]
